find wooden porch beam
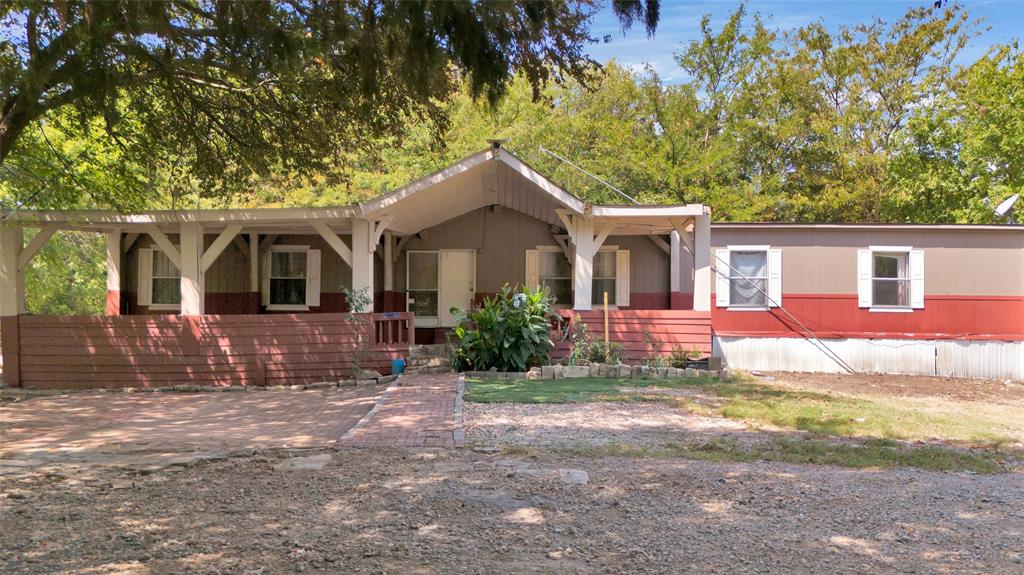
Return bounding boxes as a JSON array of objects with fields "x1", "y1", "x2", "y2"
[
  {"x1": 312, "y1": 222, "x2": 353, "y2": 266},
  {"x1": 555, "y1": 210, "x2": 576, "y2": 238},
  {"x1": 258, "y1": 234, "x2": 278, "y2": 254},
  {"x1": 121, "y1": 233, "x2": 140, "y2": 255},
  {"x1": 18, "y1": 224, "x2": 58, "y2": 270},
  {"x1": 671, "y1": 218, "x2": 695, "y2": 254},
  {"x1": 392, "y1": 235, "x2": 411, "y2": 264},
  {"x1": 142, "y1": 224, "x2": 181, "y2": 269},
  {"x1": 648, "y1": 234, "x2": 671, "y2": 255},
  {"x1": 592, "y1": 221, "x2": 615, "y2": 253},
  {"x1": 201, "y1": 224, "x2": 242, "y2": 273},
  {"x1": 232, "y1": 235, "x2": 251, "y2": 260},
  {"x1": 371, "y1": 217, "x2": 392, "y2": 248}
]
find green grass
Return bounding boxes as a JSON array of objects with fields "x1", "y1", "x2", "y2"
[
  {"x1": 466, "y1": 376, "x2": 1022, "y2": 448},
  {"x1": 463, "y1": 376, "x2": 714, "y2": 403},
  {"x1": 532, "y1": 438, "x2": 1014, "y2": 474}
]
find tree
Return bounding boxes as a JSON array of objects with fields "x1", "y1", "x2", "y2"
[{"x1": 1, "y1": 0, "x2": 659, "y2": 201}]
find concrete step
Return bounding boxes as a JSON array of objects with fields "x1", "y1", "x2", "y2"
[
  {"x1": 407, "y1": 356, "x2": 451, "y2": 368},
  {"x1": 409, "y1": 344, "x2": 447, "y2": 358}
]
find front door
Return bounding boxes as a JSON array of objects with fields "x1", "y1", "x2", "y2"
[
  {"x1": 407, "y1": 250, "x2": 475, "y2": 328},
  {"x1": 439, "y1": 250, "x2": 476, "y2": 327}
]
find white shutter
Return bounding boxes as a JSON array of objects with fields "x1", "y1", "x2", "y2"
[
  {"x1": 909, "y1": 249, "x2": 924, "y2": 309},
  {"x1": 306, "y1": 249, "x2": 321, "y2": 308},
  {"x1": 767, "y1": 248, "x2": 782, "y2": 307},
  {"x1": 857, "y1": 249, "x2": 872, "y2": 308},
  {"x1": 715, "y1": 248, "x2": 730, "y2": 307},
  {"x1": 615, "y1": 250, "x2": 630, "y2": 307},
  {"x1": 137, "y1": 249, "x2": 153, "y2": 306},
  {"x1": 525, "y1": 249, "x2": 539, "y2": 291},
  {"x1": 261, "y1": 250, "x2": 271, "y2": 306}
]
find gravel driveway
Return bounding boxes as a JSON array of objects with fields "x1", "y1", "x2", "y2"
[{"x1": 2, "y1": 448, "x2": 1021, "y2": 574}]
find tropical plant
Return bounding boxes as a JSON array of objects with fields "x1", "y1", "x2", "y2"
[{"x1": 449, "y1": 285, "x2": 557, "y2": 372}]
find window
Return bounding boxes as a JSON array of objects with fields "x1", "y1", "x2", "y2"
[
  {"x1": 270, "y1": 250, "x2": 307, "y2": 306},
  {"x1": 592, "y1": 250, "x2": 616, "y2": 304},
  {"x1": 262, "y1": 246, "x2": 321, "y2": 310},
  {"x1": 137, "y1": 248, "x2": 180, "y2": 310},
  {"x1": 728, "y1": 250, "x2": 768, "y2": 307},
  {"x1": 715, "y1": 246, "x2": 781, "y2": 309},
  {"x1": 872, "y1": 252, "x2": 909, "y2": 307},
  {"x1": 539, "y1": 250, "x2": 572, "y2": 305},
  {"x1": 858, "y1": 247, "x2": 923, "y2": 311},
  {"x1": 151, "y1": 251, "x2": 181, "y2": 307},
  {"x1": 407, "y1": 251, "x2": 439, "y2": 320},
  {"x1": 526, "y1": 247, "x2": 630, "y2": 307}
]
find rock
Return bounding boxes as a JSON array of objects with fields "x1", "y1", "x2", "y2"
[
  {"x1": 640, "y1": 366, "x2": 652, "y2": 379},
  {"x1": 657, "y1": 367, "x2": 670, "y2": 379},
  {"x1": 378, "y1": 374, "x2": 398, "y2": 385},
  {"x1": 472, "y1": 447, "x2": 501, "y2": 454},
  {"x1": 684, "y1": 368, "x2": 697, "y2": 378},
  {"x1": 527, "y1": 367, "x2": 543, "y2": 380},
  {"x1": 541, "y1": 366, "x2": 555, "y2": 379},
  {"x1": 353, "y1": 368, "x2": 383, "y2": 380},
  {"x1": 558, "y1": 469, "x2": 589, "y2": 485},
  {"x1": 355, "y1": 379, "x2": 378, "y2": 387},
  {"x1": 631, "y1": 365, "x2": 643, "y2": 378},
  {"x1": 589, "y1": 363, "x2": 602, "y2": 378},
  {"x1": 719, "y1": 368, "x2": 732, "y2": 381},
  {"x1": 617, "y1": 364, "x2": 632, "y2": 378},
  {"x1": 553, "y1": 364, "x2": 565, "y2": 379},
  {"x1": 564, "y1": 366, "x2": 589, "y2": 378},
  {"x1": 273, "y1": 453, "x2": 332, "y2": 472}
]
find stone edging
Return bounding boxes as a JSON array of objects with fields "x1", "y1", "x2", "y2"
[
  {"x1": 453, "y1": 374, "x2": 466, "y2": 448},
  {"x1": 465, "y1": 364, "x2": 729, "y2": 381},
  {"x1": 338, "y1": 375, "x2": 403, "y2": 445},
  {"x1": 0, "y1": 376, "x2": 399, "y2": 397}
]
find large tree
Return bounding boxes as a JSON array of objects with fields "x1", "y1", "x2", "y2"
[{"x1": 1, "y1": 0, "x2": 659, "y2": 200}]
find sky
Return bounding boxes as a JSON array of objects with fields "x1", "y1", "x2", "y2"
[{"x1": 587, "y1": 0, "x2": 1024, "y2": 82}]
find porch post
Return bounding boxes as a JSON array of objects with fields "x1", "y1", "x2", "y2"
[
  {"x1": 693, "y1": 213, "x2": 711, "y2": 311},
  {"x1": 573, "y1": 217, "x2": 594, "y2": 311},
  {"x1": 105, "y1": 229, "x2": 122, "y2": 315},
  {"x1": 179, "y1": 222, "x2": 204, "y2": 315},
  {"x1": 383, "y1": 231, "x2": 393, "y2": 291},
  {"x1": 670, "y1": 230, "x2": 681, "y2": 293},
  {"x1": 0, "y1": 223, "x2": 23, "y2": 386},
  {"x1": 351, "y1": 218, "x2": 374, "y2": 310}
]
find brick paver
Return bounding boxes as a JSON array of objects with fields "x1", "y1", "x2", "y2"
[
  {"x1": 340, "y1": 373, "x2": 464, "y2": 448},
  {"x1": 0, "y1": 386, "x2": 383, "y2": 460}
]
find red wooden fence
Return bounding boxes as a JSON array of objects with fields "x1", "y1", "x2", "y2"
[
  {"x1": 553, "y1": 310, "x2": 712, "y2": 364},
  {"x1": 7, "y1": 312, "x2": 413, "y2": 389}
]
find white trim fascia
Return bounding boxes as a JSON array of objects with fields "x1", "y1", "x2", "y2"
[
  {"x1": 495, "y1": 148, "x2": 587, "y2": 213},
  {"x1": 869, "y1": 307, "x2": 914, "y2": 313},
  {"x1": 590, "y1": 204, "x2": 706, "y2": 218},
  {"x1": 868, "y1": 245, "x2": 913, "y2": 252},
  {"x1": 359, "y1": 149, "x2": 495, "y2": 215},
  {"x1": 3, "y1": 207, "x2": 358, "y2": 227},
  {"x1": 266, "y1": 304, "x2": 310, "y2": 312},
  {"x1": 727, "y1": 306, "x2": 770, "y2": 312},
  {"x1": 726, "y1": 244, "x2": 771, "y2": 251}
]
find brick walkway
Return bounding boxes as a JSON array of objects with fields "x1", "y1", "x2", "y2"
[
  {"x1": 340, "y1": 373, "x2": 465, "y2": 449},
  {"x1": 1, "y1": 386, "x2": 383, "y2": 462}
]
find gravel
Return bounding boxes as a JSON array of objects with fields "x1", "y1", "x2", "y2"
[{"x1": 2, "y1": 449, "x2": 1022, "y2": 574}]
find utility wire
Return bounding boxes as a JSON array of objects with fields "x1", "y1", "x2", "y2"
[{"x1": 539, "y1": 147, "x2": 640, "y2": 205}]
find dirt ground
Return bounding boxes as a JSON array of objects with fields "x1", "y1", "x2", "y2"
[
  {"x1": 761, "y1": 371, "x2": 1024, "y2": 403},
  {"x1": 2, "y1": 448, "x2": 1022, "y2": 575}
]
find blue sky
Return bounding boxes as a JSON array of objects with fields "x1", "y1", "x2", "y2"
[{"x1": 587, "y1": 0, "x2": 1024, "y2": 82}]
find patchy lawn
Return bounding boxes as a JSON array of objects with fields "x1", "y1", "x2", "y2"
[{"x1": 464, "y1": 375, "x2": 1024, "y2": 473}]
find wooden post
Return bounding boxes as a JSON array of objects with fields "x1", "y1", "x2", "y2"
[
  {"x1": 351, "y1": 218, "x2": 374, "y2": 308},
  {"x1": 179, "y1": 222, "x2": 204, "y2": 316},
  {"x1": 693, "y1": 213, "x2": 711, "y2": 311},
  {"x1": 383, "y1": 231, "x2": 393, "y2": 291},
  {"x1": 603, "y1": 290, "x2": 609, "y2": 346},
  {"x1": 572, "y1": 216, "x2": 594, "y2": 311},
  {"x1": 0, "y1": 224, "x2": 23, "y2": 386},
  {"x1": 106, "y1": 230, "x2": 122, "y2": 315}
]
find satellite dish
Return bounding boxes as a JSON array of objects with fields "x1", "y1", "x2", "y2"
[{"x1": 984, "y1": 194, "x2": 1019, "y2": 224}]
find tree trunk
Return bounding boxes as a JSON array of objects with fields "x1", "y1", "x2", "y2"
[{"x1": 0, "y1": 96, "x2": 37, "y2": 165}]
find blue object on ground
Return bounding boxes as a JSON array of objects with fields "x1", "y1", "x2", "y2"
[{"x1": 392, "y1": 358, "x2": 406, "y2": 375}]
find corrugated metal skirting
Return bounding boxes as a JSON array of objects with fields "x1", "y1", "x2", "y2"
[{"x1": 714, "y1": 336, "x2": 1024, "y2": 381}]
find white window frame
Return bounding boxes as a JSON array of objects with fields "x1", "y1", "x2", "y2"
[
  {"x1": 527, "y1": 245, "x2": 629, "y2": 309},
  {"x1": 265, "y1": 245, "x2": 313, "y2": 312},
  {"x1": 860, "y1": 245, "x2": 924, "y2": 313},
  {"x1": 406, "y1": 250, "x2": 441, "y2": 327},
  {"x1": 138, "y1": 247, "x2": 181, "y2": 311},
  {"x1": 716, "y1": 245, "x2": 782, "y2": 311}
]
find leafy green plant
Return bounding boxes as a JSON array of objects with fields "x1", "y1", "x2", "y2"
[
  {"x1": 668, "y1": 345, "x2": 701, "y2": 369},
  {"x1": 339, "y1": 286, "x2": 373, "y2": 377},
  {"x1": 449, "y1": 285, "x2": 558, "y2": 372},
  {"x1": 641, "y1": 328, "x2": 666, "y2": 367},
  {"x1": 564, "y1": 315, "x2": 624, "y2": 365}
]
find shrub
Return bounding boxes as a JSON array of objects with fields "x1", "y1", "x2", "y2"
[
  {"x1": 668, "y1": 345, "x2": 701, "y2": 368},
  {"x1": 449, "y1": 285, "x2": 558, "y2": 372},
  {"x1": 564, "y1": 315, "x2": 624, "y2": 365}
]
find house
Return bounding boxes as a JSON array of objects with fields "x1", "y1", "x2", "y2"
[{"x1": 0, "y1": 143, "x2": 1020, "y2": 388}]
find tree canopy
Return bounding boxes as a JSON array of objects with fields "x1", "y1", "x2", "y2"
[{"x1": 1, "y1": 0, "x2": 659, "y2": 201}]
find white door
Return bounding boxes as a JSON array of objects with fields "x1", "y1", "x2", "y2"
[{"x1": 438, "y1": 250, "x2": 475, "y2": 327}]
